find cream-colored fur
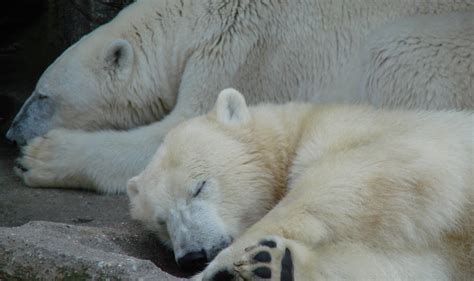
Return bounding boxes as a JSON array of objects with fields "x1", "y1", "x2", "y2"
[
  {"x1": 129, "y1": 89, "x2": 473, "y2": 280},
  {"x1": 10, "y1": 0, "x2": 474, "y2": 193}
]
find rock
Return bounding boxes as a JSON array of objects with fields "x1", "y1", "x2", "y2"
[
  {"x1": 71, "y1": 217, "x2": 95, "y2": 224},
  {"x1": 0, "y1": 221, "x2": 189, "y2": 280}
]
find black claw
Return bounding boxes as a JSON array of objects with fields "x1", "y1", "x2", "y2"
[
  {"x1": 253, "y1": 267, "x2": 272, "y2": 279},
  {"x1": 280, "y1": 248, "x2": 294, "y2": 281},
  {"x1": 259, "y1": 240, "x2": 277, "y2": 248},
  {"x1": 254, "y1": 251, "x2": 272, "y2": 263},
  {"x1": 211, "y1": 270, "x2": 234, "y2": 281}
]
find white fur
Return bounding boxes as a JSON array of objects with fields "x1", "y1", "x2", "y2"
[
  {"x1": 131, "y1": 89, "x2": 473, "y2": 280},
  {"x1": 13, "y1": 0, "x2": 474, "y2": 193},
  {"x1": 216, "y1": 88, "x2": 251, "y2": 125}
]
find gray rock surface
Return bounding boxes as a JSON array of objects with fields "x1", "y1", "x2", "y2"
[
  {"x1": 0, "y1": 143, "x2": 131, "y2": 229},
  {"x1": 0, "y1": 221, "x2": 189, "y2": 280}
]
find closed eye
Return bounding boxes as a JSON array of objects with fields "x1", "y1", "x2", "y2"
[{"x1": 193, "y1": 180, "x2": 206, "y2": 198}]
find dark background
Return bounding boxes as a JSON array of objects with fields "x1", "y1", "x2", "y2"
[{"x1": 0, "y1": 0, "x2": 134, "y2": 139}]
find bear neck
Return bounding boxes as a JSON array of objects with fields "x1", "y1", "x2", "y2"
[{"x1": 244, "y1": 103, "x2": 315, "y2": 203}]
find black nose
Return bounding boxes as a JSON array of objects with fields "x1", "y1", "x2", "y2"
[
  {"x1": 4, "y1": 130, "x2": 17, "y2": 146},
  {"x1": 177, "y1": 250, "x2": 208, "y2": 271}
]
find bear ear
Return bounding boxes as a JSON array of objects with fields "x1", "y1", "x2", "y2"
[
  {"x1": 215, "y1": 88, "x2": 251, "y2": 125},
  {"x1": 127, "y1": 176, "x2": 140, "y2": 199},
  {"x1": 103, "y1": 39, "x2": 134, "y2": 79}
]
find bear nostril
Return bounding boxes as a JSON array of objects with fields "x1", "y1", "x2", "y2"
[
  {"x1": 4, "y1": 138, "x2": 17, "y2": 147},
  {"x1": 177, "y1": 250, "x2": 208, "y2": 271}
]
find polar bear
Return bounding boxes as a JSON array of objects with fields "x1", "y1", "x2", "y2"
[
  {"x1": 128, "y1": 89, "x2": 473, "y2": 280},
  {"x1": 8, "y1": 0, "x2": 474, "y2": 193}
]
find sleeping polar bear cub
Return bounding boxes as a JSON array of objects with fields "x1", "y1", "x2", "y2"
[{"x1": 128, "y1": 89, "x2": 473, "y2": 280}]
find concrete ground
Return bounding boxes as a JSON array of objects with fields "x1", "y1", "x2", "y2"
[
  {"x1": 0, "y1": 141, "x2": 192, "y2": 279},
  {"x1": 0, "y1": 142, "x2": 130, "y2": 228}
]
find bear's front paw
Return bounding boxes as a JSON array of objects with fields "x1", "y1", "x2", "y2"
[
  {"x1": 14, "y1": 129, "x2": 85, "y2": 188},
  {"x1": 234, "y1": 236, "x2": 294, "y2": 281}
]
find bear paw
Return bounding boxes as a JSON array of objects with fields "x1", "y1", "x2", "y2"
[
  {"x1": 234, "y1": 236, "x2": 294, "y2": 281},
  {"x1": 14, "y1": 129, "x2": 84, "y2": 188}
]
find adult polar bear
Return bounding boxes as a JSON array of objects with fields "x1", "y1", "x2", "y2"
[
  {"x1": 128, "y1": 89, "x2": 473, "y2": 280},
  {"x1": 7, "y1": 0, "x2": 474, "y2": 193}
]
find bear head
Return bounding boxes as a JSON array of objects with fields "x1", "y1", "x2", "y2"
[
  {"x1": 6, "y1": 1, "x2": 183, "y2": 145},
  {"x1": 127, "y1": 89, "x2": 278, "y2": 270}
]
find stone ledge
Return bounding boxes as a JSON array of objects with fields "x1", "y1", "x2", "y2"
[{"x1": 0, "y1": 221, "x2": 188, "y2": 280}]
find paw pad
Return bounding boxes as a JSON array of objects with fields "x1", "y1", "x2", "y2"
[
  {"x1": 259, "y1": 239, "x2": 277, "y2": 248},
  {"x1": 280, "y1": 248, "x2": 294, "y2": 281},
  {"x1": 254, "y1": 251, "x2": 272, "y2": 262},
  {"x1": 253, "y1": 267, "x2": 272, "y2": 278},
  {"x1": 234, "y1": 236, "x2": 294, "y2": 281}
]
